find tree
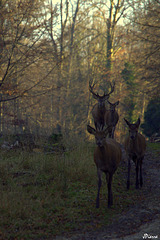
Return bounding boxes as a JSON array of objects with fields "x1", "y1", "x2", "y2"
[
  {"x1": 127, "y1": 0, "x2": 160, "y2": 98},
  {"x1": 0, "y1": 0, "x2": 47, "y2": 96},
  {"x1": 121, "y1": 62, "x2": 136, "y2": 122},
  {"x1": 0, "y1": 0, "x2": 50, "y2": 133},
  {"x1": 141, "y1": 98, "x2": 160, "y2": 137},
  {"x1": 90, "y1": 0, "x2": 127, "y2": 84},
  {"x1": 44, "y1": 0, "x2": 81, "y2": 130}
]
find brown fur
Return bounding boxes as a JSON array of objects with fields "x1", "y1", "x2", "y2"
[
  {"x1": 105, "y1": 100, "x2": 119, "y2": 138},
  {"x1": 91, "y1": 103, "x2": 107, "y2": 130},
  {"x1": 94, "y1": 138, "x2": 121, "y2": 174},
  {"x1": 89, "y1": 81, "x2": 115, "y2": 130},
  {"x1": 124, "y1": 118, "x2": 146, "y2": 189},
  {"x1": 124, "y1": 133, "x2": 146, "y2": 162},
  {"x1": 87, "y1": 125, "x2": 122, "y2": 208}
]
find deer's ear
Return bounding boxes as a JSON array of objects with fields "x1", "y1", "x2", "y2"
[
  {"x1": 124, "y1": 118, "x2": 130, "y2": 126},
  {"x1": 87, "y1": 125, "x2": 96, "y2": 135},
  {"x1": 135, "y1": 118, "x2": 140, "y2": 128}
]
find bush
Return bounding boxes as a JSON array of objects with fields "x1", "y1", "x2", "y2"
[
  {"x1": 141, "y1": 98, "x2": 160, "y2": 137},
  {"x1": 48, "y1": 133, "x2": 63, "y2": 144}
]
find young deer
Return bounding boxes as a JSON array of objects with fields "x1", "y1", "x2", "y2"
[
  {"x1": 87, "y1": 125, "x2": 122, "y2": 208},
  {"x1": 124, "y1": 118, "x2": 146, "y2": 190},
  {"x1": 89, "y1": 81, "x2": 115, "y2": 130},
  {"x1": 105, "y1": 100, "x2": 119, "y2": 138}
]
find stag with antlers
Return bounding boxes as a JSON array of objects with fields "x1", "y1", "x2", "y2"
[{"x1": 89, "y1": 81, "x2": 115, "y2": 130}]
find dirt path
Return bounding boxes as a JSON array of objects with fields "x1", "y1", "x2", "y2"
[{"x1": 55, "y1": 149, "x2": 160, "y2": 240}]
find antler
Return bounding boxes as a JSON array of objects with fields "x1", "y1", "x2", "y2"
[
  {"x1": 107, "y1": 81, "x2": 115, "y2": 96},
  {"x1": 89, "y1": 82, "x2": 100, "y2": 100},
  {"x1": 89, "y1": 80, "x2": 115, "y2": 100}
]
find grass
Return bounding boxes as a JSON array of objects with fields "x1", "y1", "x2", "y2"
[
  {"x1": 147, "y1": 142, "x2": 160, "y2": 154},
  {"x1": 147, "y1": 142, "x2": 160, "y2": 151},
  {"x1": 0, "y1": 140, "x2": 146, "y2": 240}
]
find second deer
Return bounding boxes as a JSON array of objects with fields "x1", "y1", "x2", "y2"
[{"x1": 105, "y1": 100, "x2": 119, "y2": 138}]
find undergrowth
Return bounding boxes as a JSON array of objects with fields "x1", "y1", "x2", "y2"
[
  {"x1": 147, "y1": 142, "x2": 160, "y2": 149},
  {"x1": 147, "y1": 142, "x2": 160, "y2": 156},
  {"x1": 0, "y1": 140, "x2": 148, "y2": 240}
]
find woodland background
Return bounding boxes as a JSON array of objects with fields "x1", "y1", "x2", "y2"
[{"x1": 0, "y1": 0, "x2": 160, "y2": 143}]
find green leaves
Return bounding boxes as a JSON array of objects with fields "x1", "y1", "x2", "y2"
[{"x1": 141, "y1": 98, "x2": 160, "y2": 137}]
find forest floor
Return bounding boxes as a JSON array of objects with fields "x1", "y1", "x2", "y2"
[{"x1": 54, "y1": 147, "x2": 160, "y2": 240}]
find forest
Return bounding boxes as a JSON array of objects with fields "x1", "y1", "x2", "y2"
[
  {"x1": 0, "y1": 0, "x2": 159, "y2": 144},
  {"x1": 0, "y1": 1, "x2": 160, "y2": 239}
]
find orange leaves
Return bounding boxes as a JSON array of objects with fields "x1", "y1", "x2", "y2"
[{"x1": 0, "y1": 83, "x2": 20, "y2": 96}]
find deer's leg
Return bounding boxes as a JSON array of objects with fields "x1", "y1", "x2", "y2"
[
  {"x1": 108, "y1": 127, "x2": 112, "y2": 138},
  {"x1": 96, "y1": 169, "x2": 102, "y2": 208},
  {"x1": 106, "y1": 173, "x2": 113, "y2": 208},
  {"x1": 127, "y1": 157, "x2": 131, "y2": 190},
  {"x1": 135, "y1": 160, "x2": 139, "y2": 189},
  {"x1": 111, "y1": 127, "x2": 115, "y2": 139},
  {"x1": 140, "y1": 158, "x2": 143, "y2": 187}
]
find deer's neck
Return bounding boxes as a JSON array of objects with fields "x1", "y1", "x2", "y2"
[
  {"x1": 98, "y1": 104, "x2": 106, "y2": 113},
  {"x1": 98, "y1": 143, "x2": 110, "y2": 155},
  {"x1": 98, "y1": 145, "x2": 105, "y2": 151},
  {"x1": 110, "y1": 110, "x2": 115, "y2": 122},
  {"x1": 129, "y1": 138, "x2": 138, "y2": 152}
]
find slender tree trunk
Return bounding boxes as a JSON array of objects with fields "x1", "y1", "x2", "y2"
[
  {"x1": 106, "y1": 0, "x2": 114, "y2": 80},
  {"x1": 105, "y1": 0, "x2": 124, "y2": 84},
  {"x1": 66, "y1": 0, "x2": 80, "y2": 97},
  {"x1": 141, "y1": 93, "x2": 146, "y2": 120},
  {"x1": 0, "y1": 94, "x2": 3, "y2": 133}
]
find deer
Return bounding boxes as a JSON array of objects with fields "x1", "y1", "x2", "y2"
[
  {"x1": 89, "y1": 81, "x2": 115, "y2": 130},
  {"x1": 87, "y1": 125, "x2": 122, "y2": 208},
  {"x1": 105, "y1": 100, "x2": 119, "y2": 138},
  {"x1": 124, "y1": 118, "x2": 146, "y2": 190}
]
